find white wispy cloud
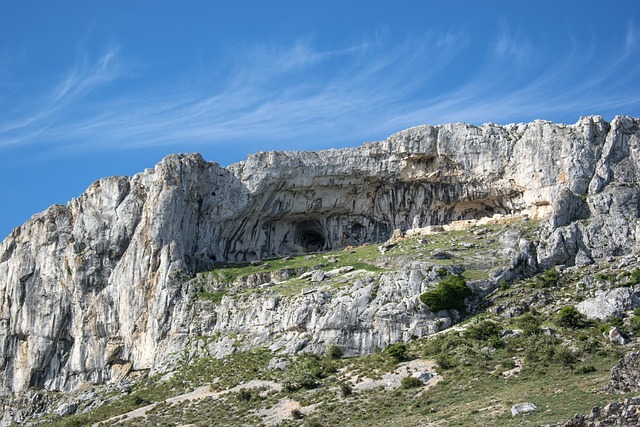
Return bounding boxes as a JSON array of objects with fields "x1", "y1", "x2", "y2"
[
  {"x1": 0, "y1": 43, "x2": 122, "y2": 147},
  {"x1": 1, "y1": 26, "x2": 639, "y2": 156},
  {"x1": 492, "y1": 20, "x2": 533, "y2": 64}
]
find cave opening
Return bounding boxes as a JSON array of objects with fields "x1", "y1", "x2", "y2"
[{"x1": 294, "y1": 220, "x2": 327, "y2": 253}]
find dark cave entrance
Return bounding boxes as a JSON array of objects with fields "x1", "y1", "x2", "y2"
[{"x1": 294, "y1": 220, "x2": 326, "y2": 253}]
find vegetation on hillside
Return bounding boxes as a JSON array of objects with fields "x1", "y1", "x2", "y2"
[{"x1": 44, "y1": 219, "x2": 640, "y2": 427}]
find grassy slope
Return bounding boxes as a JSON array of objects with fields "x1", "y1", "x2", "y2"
[{"x1": 47, "y1": 220, "x2": 640, "y2": 427}]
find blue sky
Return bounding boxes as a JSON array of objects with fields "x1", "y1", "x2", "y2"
[{"x1": 1, "y1": 1, "x2": 640, "y2": 239}]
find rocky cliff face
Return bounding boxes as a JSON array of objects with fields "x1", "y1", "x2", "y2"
[{"x1": 0, "y1": 115, "x2": 639, "y2": 396}]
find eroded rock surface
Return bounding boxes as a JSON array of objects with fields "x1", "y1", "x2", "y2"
[
  {"x1": 0, "y1": 115, "x2": 639, "y2": 397},
  {"x1": 577, "y1": 287, "x2": 640, "y2": 320},
  {"x1": 605, "y1": 351, "x2": 640, "y2": 393},
  {"x1": 553, "y1": 397, "x2": 640, "y2": 426}
]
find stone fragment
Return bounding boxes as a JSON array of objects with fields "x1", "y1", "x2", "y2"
[
  {"x1": 310, "y1": 270, "x2": 325, "y2": 282},
  {"x1": 56, "y1": 403, "x2": 78, "y2": 417},
  {"x1": 268, "y1": 357, "x2": 289, "y2": 371},
  {"x1": 511, "y1": 402, "x2": 537, "y2": 416},
  {"x1": 411, "y1": 371, "x2": 434, "y2": 384}
]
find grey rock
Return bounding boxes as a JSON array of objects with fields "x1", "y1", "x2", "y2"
[
  {"x1": 411, "y1": 371, "x2": 435, "y2": 384},
  {"x1": 576, "y1": 288, "x2": 640, "y2": 320},
  {"x1": 325, "y1": 266, "x2": 354, "y2": 277},
  {"x1": 553, "y1": 397, "x2": 640, "y2": 426},
  {"x1": 500, "y1": 329, "x2": 522, "y2": 339},
  {"x1": 267, "y1": 357, "x2": 289, "y2": 371},
  {"x1": 310, "y1": 270, "x2": 326, "y2": 282},
  {"x1": 430, "y1": 250, "x2": 453, "y2": 260},
  {"x1": 56, "y1": 403, "x2": 78, "y2": 416},
  {"x1": 511, "y1": 402, "x2": 537, "y2": 416},
  {"x1": 607, "y1": 327, "x2": 630, "y2": 345},
  {"x1": 606, "y1": 351, "x2": 640, "y2": 393},
  {"x1": 291, "y1": 339, "x2": 309, "y2": 353}
]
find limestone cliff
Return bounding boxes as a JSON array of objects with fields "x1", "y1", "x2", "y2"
[{"x1": 0, "y1": 115, "x2": 639, "y2": 396}]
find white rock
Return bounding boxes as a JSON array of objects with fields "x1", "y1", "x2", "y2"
[
  {"x1": 511, "y1": 402, "x2": 537, "y2": 416},
  {"x1": 576, "y1": 288, "x2": 640, "y2": 320}
]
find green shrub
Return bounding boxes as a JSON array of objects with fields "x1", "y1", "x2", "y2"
[
  {"x1": 631, "y1": 268, "x2": 640, "y2": 285},
  {"x1": 575, "y1": 364, "x2": 597, "y2": 374},
  {"x1": 283, "y1": 356, "x2": 324, "y2": 391},
  {"x1": 556, "y1": 306, "x2": 585, "y2": 328},
  {"x1": 464, "y1": 320, "x2": 501, "y2": 342},
  {"x1": 595, "y1": 272, "x2": 616, "y2": 283},
  {"x1": 400, "y1": 376, "x2": 424, "y2": 389},
  {"x1": 500, "y1": 359, "x2": 516, "y2": 370},
  {"x1": 237, "y1": 388, "x2": 252, "y2": 402},
  {"x1": 517, "y1": 312, "x2": 541, "y2": 336},
  {"x1": 386, "y1": 342, "x2": 408, "y2": 363},
  {"x1": 435, "y1": 354, "x2": 457, "y2": 370},
  {"x1": 608, "y1": 316, "x2": 624, "y2": 328},
  {"x1": 630, "y1": 316, "x2": 640, "y2": 335},
  {"x1": 196, "y1": 290, "x2": 226, "y2": 303},
  {"x1": 291, "y1": 408, "x2": 304, "y2": 419},
  {"x1": 535, "y1": 268, "x2": 560, "y2": 288},
  {"x1": 340, "y1": 383, "x2": 353, "y2": 397},
  {"x1": 436, "y1": 267, "x2": 448, "y2": 277},
  {"x1": 422, "y1": 337, "x2": 444, "y2": 357},
  {"x1": 420, "y1": 274, "x2": 471, "y2": 312},
  {"x1": 326, "y1": 344, "x2": 344, "y2": 359},
  {"x1": 553, "y1": 345, "x2": 577, "y2": 368}
]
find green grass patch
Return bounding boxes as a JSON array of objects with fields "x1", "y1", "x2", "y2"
[
  {"x1": 195, "y1": 290, "x2": 226, "y2": 303},
  {"x1": 462, "y1": 269, "x2": 490, "y2": 281}
]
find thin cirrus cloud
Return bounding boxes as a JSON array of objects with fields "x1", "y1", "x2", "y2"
[
  {"x1": 0, "y1": 43, "x2": 122, "y2": 147},
  {"x1": 0, "y1": 26, "x2": 639, "y2": 155}
]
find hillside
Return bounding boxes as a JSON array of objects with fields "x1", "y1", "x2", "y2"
[
  {"x1": 1, "y1": 115, "x2": 639, "y2": 425},
  {"x1": 8, "y1": 220, "x2": 640, "y2": 426}
]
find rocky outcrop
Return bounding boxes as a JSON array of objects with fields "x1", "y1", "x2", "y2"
[
  {"x1": 605, "y1": 351, "x2": 640, "y2": 393},
  {"x1": 159, "y1": 266, "x2": 454, "y2": 374},
  {"x1": 553, "y1": 352, "x2": 640, "y2": 426},
  {"x1": 554, "y1": 397, "x2": 640, "y2": 426},
  {"x1": 0, "y1": 115, "x2": 639, "y2": 396},
  {"x1": 576, "y1": 287, "x2": 640, "y2": 320}
]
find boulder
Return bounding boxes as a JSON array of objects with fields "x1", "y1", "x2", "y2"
[
  {"x1": 576, "y1": 288, "x2": 640, "y2": 320},
  {"x1": 511, "y1": 402, "x2": 537, "y2": 416}
]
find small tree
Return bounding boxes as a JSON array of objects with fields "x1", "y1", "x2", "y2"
[
  {"x1": 464, "y1": 320, "x2": 501, "y2": 341},
  {"x1": 556, "y1": 305, "x2": 585, "y2": 328},
  {"x1": 517, "y1": 312, "x2": 541, "y2": 336},
  {"x1": 283, "y1": 356, "x2": 324, "y2": 391},
  {"x1": 535, "y1": 268, "x2": 560, "y2": 288},
  {"x1": 420, "y1": 274, "x2": 471, "y2": 312},
  {"x1": 400, "y1": 375, "x2": 424, "y2": 389},
  {"x1": 386, "y1": 342, "x2": 408, "y2": 363},
  {"x1": 326, "y1": 344, "x2": 344, "y2": 359},
  {"x1": 464, "y1": 320, "x2": 503, "y2": 348},
  {"x1": 340, "y1": 383, "x2": 353, "y2": 397}
]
